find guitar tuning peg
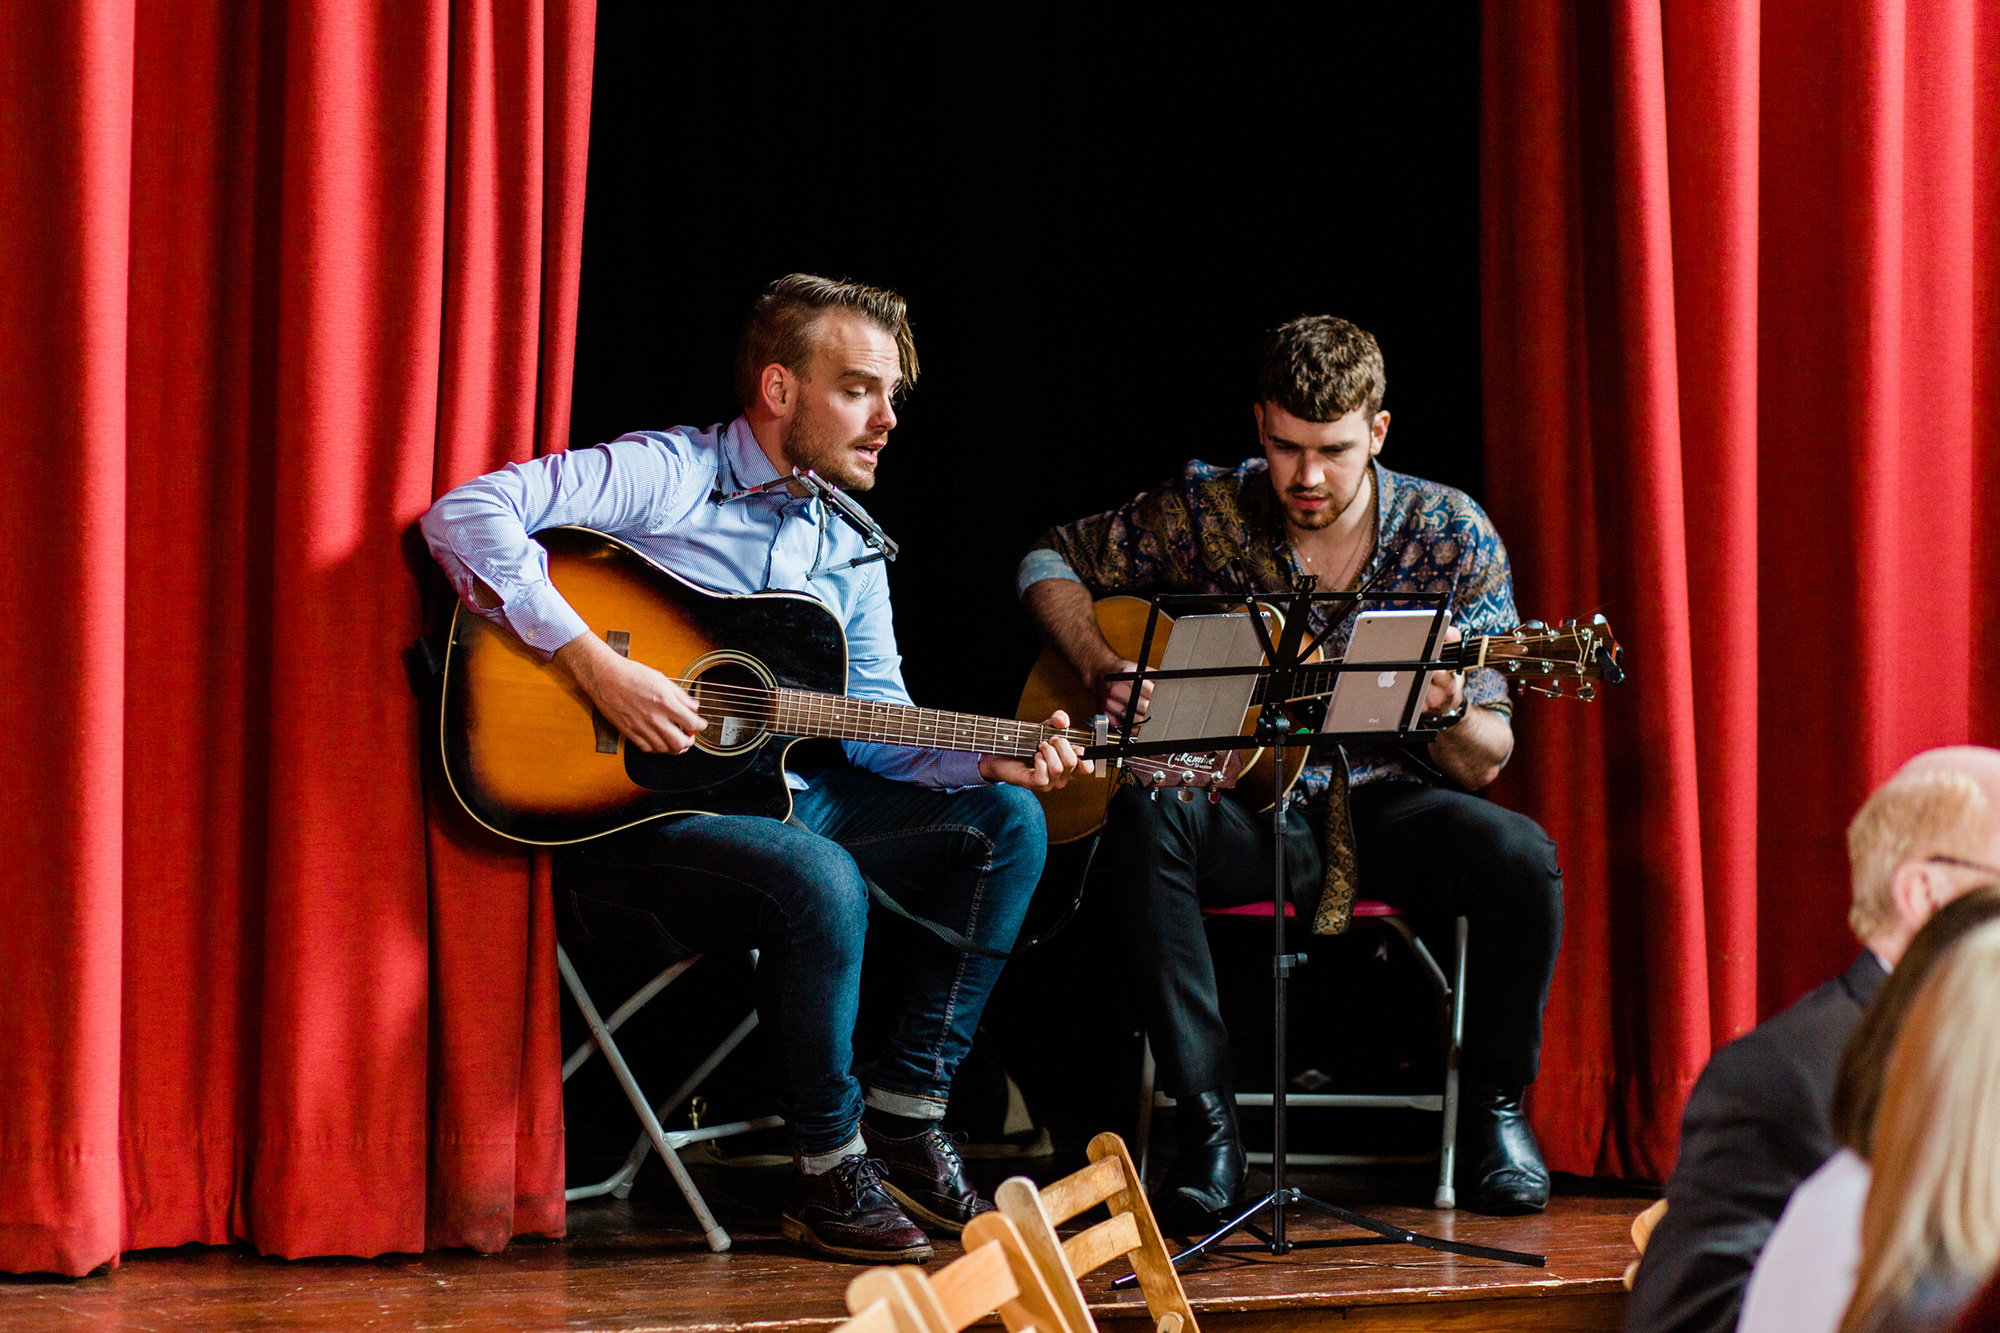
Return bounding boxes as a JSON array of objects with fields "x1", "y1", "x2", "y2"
[
  {"x1": 1150, "y1": 788, "x2": 1161, "y2": 803},
  {"x1": 1579, "y1": 682, "x2": 1596, "y2": 701},
  {"x1": 1208, "y1": 788, "x2": 1222, "y2": 804},
  {"x1": 1522, "y1": 619, "x2": 1546, "y2": 631},
  {"x1": 1178, "y1": 788, "x2": 1192, "y2": 802},
  {"x1": 1561, "y1": 618, "x2": 1578, "y2": 629}
]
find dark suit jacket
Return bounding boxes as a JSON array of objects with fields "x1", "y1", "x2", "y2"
[{"x1": 1624, "y1": 951, "x2": 1888, "y2": 1333}]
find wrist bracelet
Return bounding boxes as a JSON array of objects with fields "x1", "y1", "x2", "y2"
[{"x1": 1424, "y1": 701, "x2": 1469, "y2": 732}]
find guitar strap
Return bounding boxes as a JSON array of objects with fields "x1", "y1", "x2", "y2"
[{"x1": 787, "y1": 817, "x2": 1098, "y2": 961}]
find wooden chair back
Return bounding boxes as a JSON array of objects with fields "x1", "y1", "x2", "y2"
[
  {"x1": 846, "y1": 1214, "x2": 1073, "y2": 1333},
  {"x1": 1623, "y1": 1198, "x2": 1669, "y2": 1290},
  {"x1": 994, "y1": 1132, "x2": 1196, "y2": 1333},
  {"x1": 832, "y1": 1288, "x2": 929, "y2": 1333}
]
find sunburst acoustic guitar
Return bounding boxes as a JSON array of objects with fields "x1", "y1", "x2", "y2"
[{"x1": 439, "y1": 527, "x2": 1213, "y2": 845}]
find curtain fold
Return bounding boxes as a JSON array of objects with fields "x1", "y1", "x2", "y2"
[
  {"x1": 0, "y1": 0, "x2": 592, "y2": 1277},
  {"x1": 0, "y1": 1, "x2": 135, "y2": 1280},
  {"x1": 1483, "y1": 0, "x2": 2000, "y2": 1178}
]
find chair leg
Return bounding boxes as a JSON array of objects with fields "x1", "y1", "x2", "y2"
[
  {"x1": 561, "y1": 956, "x2": 699, "y2": 1081},
  {"x1": 1135, "y1": 1034, "x2": 1157, "y2": 1182},
  {"x1": 607, "y1": 1007, "x2": 765, "y2": 1199},
  {"x1": 556, "y1": 944, "x2": 734, "y2": 1253},
  {"x1": 1434, "y1": 916, "x2": 1469, "y2": 1209}
]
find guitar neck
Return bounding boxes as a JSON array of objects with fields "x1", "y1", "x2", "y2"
[{"x1": 772, "y1": 688, "x2": 1091, "y2": 758}]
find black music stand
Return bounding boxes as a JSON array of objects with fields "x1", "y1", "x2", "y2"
[{"x1": 1095, "y1": 582, "x2": 1545, "y2": 1276}]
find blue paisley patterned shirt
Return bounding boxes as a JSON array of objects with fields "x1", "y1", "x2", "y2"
[{"x1": 1018, "y1": 457, "x2": 1518, "y2": 803}]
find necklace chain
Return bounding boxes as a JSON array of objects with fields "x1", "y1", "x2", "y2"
[{"x1": 1297, "y1": 509, "x2": 1374, "y2": 586}]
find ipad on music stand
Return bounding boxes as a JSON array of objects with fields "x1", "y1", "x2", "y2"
[
  {"x1": 1143, "y1": 610, "x2": 1272, "y2": 743},
  {"x1": 1321, "y1": 608, "x2": 1444, "y2": 735}
]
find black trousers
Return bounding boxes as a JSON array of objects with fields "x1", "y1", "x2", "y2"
[{"x1": 1106, "y1": 778, "x2": 1563, "y2": 1097}]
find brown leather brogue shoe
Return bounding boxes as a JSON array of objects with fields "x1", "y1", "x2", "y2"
[
  {"x1": 860, "y1": 1121, "x2": 995, "y2": 1235},
  {"x1": 779, "y1": 1155, "x2": 933, "y2": 1263}
]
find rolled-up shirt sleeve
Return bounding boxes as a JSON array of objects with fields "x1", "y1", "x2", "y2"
[
  {"x1": 1020, "y1": 475, "x2": 1194, "y2": 601},
  {"x1": 1015, "y1": 547, "x2": 1083, "y2": 597},
  {"x1": 420, "y1": 437, "x2": 684, "y2": 658}
]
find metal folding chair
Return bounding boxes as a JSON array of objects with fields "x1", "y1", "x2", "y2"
[
  {"x1": 1134, "y1": 900, "x2": 1469, "y2": 1208},
  {"x1": 557, "y1": 942, "x2": 783, "y2": 1251}
]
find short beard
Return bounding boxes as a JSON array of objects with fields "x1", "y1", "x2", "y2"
[
  {"x1": 1285, "y1": 496, "x2": 1340, "y2": 531},
  {"x1": 1283, "y1": 470, "x2": 1367, "y2": 531},
  {"x1": 781, "y1": 406, "x2": 877, "y2": 491}
]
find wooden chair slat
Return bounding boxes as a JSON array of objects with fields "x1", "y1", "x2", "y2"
[
  {"x1": 1039, "y1": 1155, "x2": 1127, "y2": 1225},
  {"x1": 996, "y1": 1134, "x2": 1199, "y2": 1333},
  {"x1": 848, "y1": 1267, "x2": 952, "y2": 1333},
  {"x1": 996, "y1": 1177, "x2": 1096, "y2": 1333},
  {"x1": 833, "y1": 1297, "x2": 900, "y2": 1333},
  {"x1": 930, "y1": 1239, "x2": 1019, "y2": 1329},
  {"x1": 1085, "y1": 1133, "x2": 1196, "y2": 1333},
  {"x1": 963, "y1": 1212, "x2": 1077, "y2": 1333},
  {"x1": 1060, "y1": 1211, "x2": 1141, "y2": 1276},
  {"x1": 836, "y1": 1288, "x2": 935, "y2": 1333}
]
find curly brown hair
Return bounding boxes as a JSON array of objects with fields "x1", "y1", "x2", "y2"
[
  {"x1": 733, "y1": 273, "x2": 919, "y2": 412},
  {"x1": 1256, "y1": 315, "x2": 1386, "y2": 421}
]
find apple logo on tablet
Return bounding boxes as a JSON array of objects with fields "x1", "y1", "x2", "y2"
[{"x1": 1377, "y1": 671, "x2": 1398, "y2": 688}]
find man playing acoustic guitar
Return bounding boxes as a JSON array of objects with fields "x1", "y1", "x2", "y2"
[
  {"x1": 1018, "y1": 316, "x2": 1563, "y2": 1224},
  {"x1": 423, "y1": 274, "x2": 1084, "y2": 1262}
]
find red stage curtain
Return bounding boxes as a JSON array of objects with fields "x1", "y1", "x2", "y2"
[
  {"x1": 1482, "y1": 0, "x2": 2000, "y2": 1179},
  {"x1": 0, "y1": 0, "x2": 593, "y2": 1276}
]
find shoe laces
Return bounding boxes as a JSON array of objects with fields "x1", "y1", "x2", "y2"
[
  {"x1": 828, "y1": 1152, "x2": 889, "y2": 1196},
  {"x1": 920, "y1": 1125, "x2": 969, "y2": 1173}
]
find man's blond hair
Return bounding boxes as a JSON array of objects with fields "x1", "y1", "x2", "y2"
[{"x1": 1848, "y1": 767, "x2": 1994, "y2": 938}]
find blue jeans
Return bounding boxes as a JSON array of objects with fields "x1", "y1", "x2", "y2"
[{"x1": 562, "y1": 767, "x2": 1045, "y2": 1156}]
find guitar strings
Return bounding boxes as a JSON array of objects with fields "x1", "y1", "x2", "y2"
[
  {"x1": 614, "y1": 627, "x2": 1591, "y2": 758},
  {"x1": 643, "y1": 677, "x2": 1094, "y2": 756},
  {"x1": 616, "y1": 676, "x2": 1227, "y2": 778}
]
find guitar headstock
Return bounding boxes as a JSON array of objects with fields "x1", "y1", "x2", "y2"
[
  {"x1": 1482, "y1": 614, "x2": 1624, "y2": 701},
  {"x1": 1117, "y1": 750, "x2": 1237, "y2": 802}
]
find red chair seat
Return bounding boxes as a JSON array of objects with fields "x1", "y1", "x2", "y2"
[{"x1": 1204, "y1": 899, "x2": 1398, "y2": 919}]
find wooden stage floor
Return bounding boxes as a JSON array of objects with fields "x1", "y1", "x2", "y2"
[{"x1": 2, "y1": 1154, "x2": 1654, "y2": 1333}]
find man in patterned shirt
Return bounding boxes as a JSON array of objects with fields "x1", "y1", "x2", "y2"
[{"x1": 1018, "y1": 316, "x2": 1563, "y2": 1223}]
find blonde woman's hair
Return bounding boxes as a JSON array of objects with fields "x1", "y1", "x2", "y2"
[
  {"x1": 1848, "y1": 767, "x2": 1993, "y2": 938},
  {"x1": 1838, "y1": 919, "x2": 2000, "y2": 1333}
]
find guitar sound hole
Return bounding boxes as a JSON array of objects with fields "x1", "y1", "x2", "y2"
[{"x1": 688, "y1": 659, "x2": 774, "y2": 756}]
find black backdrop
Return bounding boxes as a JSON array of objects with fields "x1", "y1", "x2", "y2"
[
  {"x1": 572, "y1": 4, "x2": 1482, "y2": 722},
  {"x1": 566, "y1": 4, "x2": 1483, "y2": 1159}
]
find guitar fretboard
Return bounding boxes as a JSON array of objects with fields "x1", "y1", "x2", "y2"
[{"x1": 770, "y1": 688, "x2": 1091, "y2": 757}]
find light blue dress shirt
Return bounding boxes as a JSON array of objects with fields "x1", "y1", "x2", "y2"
[{"x1": 420, "y1": 416, "x2": 987, "y2": 790}]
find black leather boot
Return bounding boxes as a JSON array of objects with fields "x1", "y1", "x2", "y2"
[
  {"x1": 1152, "y1": 1089, "x2": 1248, "y2": 1235},
  {"x1": 1457, "y1": 1084, "x2": 1550, "y2": 1215}
]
